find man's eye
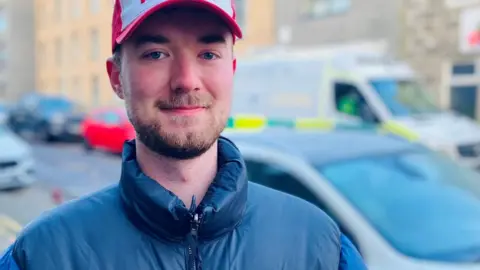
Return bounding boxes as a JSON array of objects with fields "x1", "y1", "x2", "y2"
[
  {"x1": 200, "y1": 52, "x2": 218, "y2": 60},
  {"x1": 144, "y1": 51, "x2": 166, "y2": 59}
]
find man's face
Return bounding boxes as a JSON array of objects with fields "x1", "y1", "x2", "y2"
[{"x1": 107, "y1": 7, "x2": 235, "y2": 159}]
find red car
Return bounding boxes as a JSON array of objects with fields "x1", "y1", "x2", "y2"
[{"x1": 81, "y1": 107, "x2": 135, "y2": 154}]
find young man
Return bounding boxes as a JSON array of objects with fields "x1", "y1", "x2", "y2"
[{"x1": 0, "y1": 0, "x2": 367, "y2": 269}]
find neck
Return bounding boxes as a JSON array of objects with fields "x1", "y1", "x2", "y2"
[{"x1": 135, "y1": 140, "x2": 218, "y2": 209}]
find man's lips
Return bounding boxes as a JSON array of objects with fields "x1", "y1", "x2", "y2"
[{"x1": 161, "y1": 106, "x2": 205, "y2": 115}]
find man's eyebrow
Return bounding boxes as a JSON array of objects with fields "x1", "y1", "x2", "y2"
[
  {"x1": 198, "y1": 34, "x2": 226, "y2": 44},
  {"x1": 134, "y1": 35, "x2": 170, "y2": 47}
]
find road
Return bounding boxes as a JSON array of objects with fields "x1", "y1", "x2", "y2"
[
  {"x1": 33, "y1": 141, "x2": 121, "y2": 197},
  {"x1": 0, "y1": 141, "x2": 122, "y2": 251}
]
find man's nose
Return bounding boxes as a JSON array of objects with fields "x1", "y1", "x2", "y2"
[{"x1": 169, "y1": 57, "x2": 201, "y2": 93}]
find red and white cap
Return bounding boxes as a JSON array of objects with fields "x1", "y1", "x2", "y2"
[{"x1": 111, "y1": 0, "x2": 243, "y2": 52}]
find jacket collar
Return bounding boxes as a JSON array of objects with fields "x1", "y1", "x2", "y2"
[{"x1": 119, "y1": 137, "x2": 248, "y2": 242}]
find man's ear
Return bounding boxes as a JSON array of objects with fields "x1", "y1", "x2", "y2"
[
  {"x1": 106, "y1": 57, "x2": 124, "y2": 100},
  {"x1": 233, "y1": 58, "x2": 237, "y2": 73}
]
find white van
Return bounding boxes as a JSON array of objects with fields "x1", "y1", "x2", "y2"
[{"x1": 231, "y1": 50, "x2": 480, "y2": 169}]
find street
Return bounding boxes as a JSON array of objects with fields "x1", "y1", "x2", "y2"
[
  {"x1": 33, "y1": 141, "x2": 121, "y2": 197},
  {"x1": 0, "y1": 141, "x2": 122, "y2": 250}
]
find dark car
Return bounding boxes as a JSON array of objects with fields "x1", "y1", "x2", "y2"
[
  {"x1": 7, "y1": 94, "x2": 85, "y2": 142},
  {"x1": 0, "y1": 103, "x2": 10, "y2": 125}
]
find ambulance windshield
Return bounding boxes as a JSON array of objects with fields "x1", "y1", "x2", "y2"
[{"x1": 370, "y1": 79, "x2": 440, "y2": 117}]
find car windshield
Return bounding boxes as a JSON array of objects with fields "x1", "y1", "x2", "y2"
[
  {"x1": 38, "y1": 98, "x2": 73, "y2": 112},
  {"x1": 370, "y1": 79, "x2": 440, "y2": 117},
  {"x1": 315, "y1": 149, "x2": 480, "y2": 263}
]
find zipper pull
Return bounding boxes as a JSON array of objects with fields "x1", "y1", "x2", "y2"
[
  {"x1": 191, "y1": 213, "x2": 200, "y2": 238},
  {"x1": 188, "y1": 213, "x2": 202, "y2": 270}
]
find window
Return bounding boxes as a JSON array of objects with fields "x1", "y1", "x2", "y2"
[
  {"x1": 315, "y1": 150, "x2": 480, "y2": 262},
  {"x1": 0, "y1": 6, "x2": 7, "y2": 32},
  {"x1": 92, "y1": 111, "x2": 105, "y2": 121},
  {"x1": 246, "y1": 160, "x2": 323, "y2": 208},
  {"x1": 103, "y1": 112, "x2": 121, "y2": 124},
  {"x1": 452, "y1": 63, "x2": 475, "y2": 75},
  {"x1": 90, "y1": 28, "x2": 100, "y2": 61},
  {"x1": 71, "y1": 32, "x2": 79, "y2": 63},
  {"x1": 334, "y1": 82, "x2": 379, "y2": 123},
  {"x1": 55, "y1": 38, "x2": 62, "y2": 65},
  {"x1": 245, "y1": 159, "x2": 361, "y2": 251},
  {"x1": 451, "y1": 86, "x2": 477, "y2": 119},
  {"x1": 91, "y1": 75, "x2": 100, "y2": 107},
  {"x1": 370, "y1": 79, "x2": 439, "y2": 117},
  {"x1": 304, "y1": 0, "x2": 351, "y2": 18},
  {"x1": 90, "y1": 0, "x2": 100, "y2": 14},
  {"x1": 71, "y1": 0, "x2": 81, "y2": 18}
]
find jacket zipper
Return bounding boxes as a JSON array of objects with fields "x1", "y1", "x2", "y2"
[{"x1": 187, "y1": 213, "x2": 202, "y2": 270}]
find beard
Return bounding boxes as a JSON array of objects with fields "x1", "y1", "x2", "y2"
[{"x1": 125, "y1": 93, "x2": 227, "y2": 160}]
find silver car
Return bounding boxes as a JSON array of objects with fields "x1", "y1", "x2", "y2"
[
  {"x1": 224, "y1": 129, "x2": 480, "y2": 270},
  {"x1": 0, "y1": 124, "x2": 35, "y2": 190}
]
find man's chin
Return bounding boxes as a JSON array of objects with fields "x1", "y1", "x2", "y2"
[{"x1": 137, "y1": 129, "x2": 218, "y2": 160}]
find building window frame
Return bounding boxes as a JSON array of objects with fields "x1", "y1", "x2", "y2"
[
  {"x1": 71, "y1": 0, "x2": 82, "y2": 18},
  {"x1": 302, "y1": 0, "x2": 351, "y2": 19},
  {"x1": 90, "y1": 28, "x2": 100, "y2": 61},
  {"x1": 90, "y1": 0, "x2": 101, "y2": 14},
  {"x1": 71, "y1": 32, "x2": 79, "y2": 63}
]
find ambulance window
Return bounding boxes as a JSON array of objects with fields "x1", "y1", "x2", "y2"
[{"x1": 334, "y1": 82, "x2": 379, "y2": 123}]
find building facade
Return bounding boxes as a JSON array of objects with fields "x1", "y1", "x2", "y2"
[
  {"x1": 401, "y1": 0, "x2": 480, "y2": 119},
  {"x1": 273, "y1": 0, "x2": 402, "y2": 55},
  {"x1": 35, "y1": 0, "x2": 113, "y2": 109},
  {"x1": 0, "y1": 0, "x2": 35, "y2": 102},
  {"x1": 34, "y1": 0, "x2": 276, "y2": 109},
  {"x1": 234, "y1": 0, "x2": 276, "y2": 56}
]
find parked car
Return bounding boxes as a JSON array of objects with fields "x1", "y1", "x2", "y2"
[
  {"x1": 0, "y1": 103, "x2": 10, "y2": 125},
  {"x1": 224, "y1": 129, "x2": 480, "y2": 270},
  {"x1": 0, "y1": 124, "x2": 35, "y2": 190},
  {"x1": 81, "y1": 107, "x2": 135, "y2": 154},
  {"x1": 7, "y1": 94, "x2": 85, "y2": 142}
]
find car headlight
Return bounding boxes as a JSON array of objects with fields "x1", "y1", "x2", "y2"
[{"x1": 424, "y1": 142, "x2": 457, "y2": 159}]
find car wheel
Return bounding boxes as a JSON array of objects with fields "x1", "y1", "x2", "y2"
[
  {"x1": 36, "y1": 126, "x2": 53, "y2": 142},
  {"x1": 83, "y1": 138, "x2": 94, "y2": 152}
]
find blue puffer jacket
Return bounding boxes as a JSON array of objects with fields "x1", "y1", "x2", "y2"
[{"x1": 1, "y1": 137, "x2": 367, "y2": 270}]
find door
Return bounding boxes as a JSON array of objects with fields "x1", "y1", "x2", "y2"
[
  {"x1": 85, "y1": 112, "x2": 104, "y2": 147},
  {"x1": 244, "y1": 159, "x2": 362, "y2": 253},
  {"x1": 450, "y1": 86, "x2": 477, "y2": 119}
]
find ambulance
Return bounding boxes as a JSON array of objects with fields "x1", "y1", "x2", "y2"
[{"x1": 228, "y1": 48, "x2": 480, "y2": 169}]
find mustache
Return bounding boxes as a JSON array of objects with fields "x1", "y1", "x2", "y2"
[{"x1": 155, "y1": 94, "x2": 213, "y2": 109}]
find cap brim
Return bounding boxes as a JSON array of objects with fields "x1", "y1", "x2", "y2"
[{"x1": 116, "y1": 0, "x2": 243, "y2": 46}]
